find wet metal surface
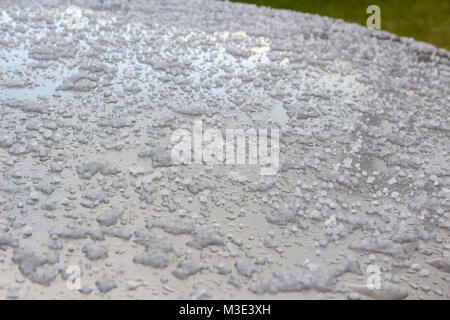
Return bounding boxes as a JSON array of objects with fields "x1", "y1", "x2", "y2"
[{"x1": 0, "y1": 0, "x2": 449, "y2": 300}]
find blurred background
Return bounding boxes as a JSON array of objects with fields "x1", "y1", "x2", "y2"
[{"x1": 229, "y1": 0, "x2": 450, "y2": 50}]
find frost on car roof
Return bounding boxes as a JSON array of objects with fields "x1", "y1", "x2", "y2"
[{"x1": 0, "y1": 0, "x2": 449, "y2": 300}]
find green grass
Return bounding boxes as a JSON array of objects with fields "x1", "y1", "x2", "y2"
[{"x1": 229, "y1": 0, "x2": 450, "y2": 50}]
